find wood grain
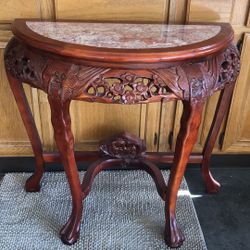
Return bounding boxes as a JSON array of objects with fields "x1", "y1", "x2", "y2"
[
  {"x1": 168, "y1": 0, "x2": 187, "y2": 24},
  {"x1": 4, "y1": 18, "x2": 240, "y2": 247},
  {"x1": 247, "y1": 8, "x2": 250, "y2": 27},
  {"x1": 158, "y1": 101, "x2": 176, "y2": 152},
  {"x1": 144, "y1": 103, "x2": 161, "y2": 152},
  {"x1": 55, "y1": 0, "x2": 169, "y2": 22},
  {"x1": 0, "y1": 49, "x2": 34, "y2": 155},
  {"x1": 72, "y1": 102, "x2": 142, "y2": 151},
  {"x1": 0, "y1": 0, "x2": 40, "y2": 23},
  {"x1": 187, "y1": 0, "x2": 234, "y2": 23},
  {"x1": 40, "y1": 0, "x2": 55, "y2": 20},
  {"x1": 172, "y1": 100, "x2": 209, "y2": 153},
  {"x1": 223, "y1": 33, "x2": 250, "y2": 152},
  {"x1": 0, "y1": 0, "x2": 250, "y2": 156},
  {"x1": 230, "y1": 0, "x2": 249, "y2": 25},
  {"x1": 200, "y1": 92, "x2": 223, "y2": 152},
  {"x1": 0, "y1": 29, "x2": 13, "y2": 48}
]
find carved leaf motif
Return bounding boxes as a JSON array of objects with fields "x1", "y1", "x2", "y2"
[
  {"x1": 152, "y1": 66, "x2": 189, "y2": 100},
  {"x1": 188, "y1": 44, "x2": 240, "y2": 101},
  {"x1": 5, "y1": 38, "x2": 240, "y2": 104},
  {"x1": 46, "y1": 64, "x2": 110, "y2": 101}
]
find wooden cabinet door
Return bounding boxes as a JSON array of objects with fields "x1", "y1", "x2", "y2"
[
  {"x1": 0, "y1": 48, "x2": 43, "y2": 156},
  {"x1": 159, "y1": 0, "x2": 250, "y2": 153},
  {"x1": 1, "y1": 0, "x2": 250, "y2": 155},
  {"x1": 160, "y1": 0, "x2": 234, "y2": 153},
  {"x1": 38, "y1": 97, "x2": 161, "y2": 152},
  {"x1": 0, "y1": 0, "x2": 168, "y2": 155},
  {"x1": 55, "y1": 0, "x2": 169, "y2": 22},
  {"x1": 0, "y1": 0, "x2": 53, "y2": 156},
  {"x1": 187, "y1": 0, "x2": 249, "y2": 24},
  {"x1": 169, "y1": 95, "x2": 222, "y2": 153},
  {"x1": 222, "y1": 33, "x2": 250, "y2": 152},
  {"x1": 37, "y1": 0, "x2": 168, "y2": 152}
]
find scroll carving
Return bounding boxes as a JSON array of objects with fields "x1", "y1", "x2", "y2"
[{"x1": 4, "y1": 38, "x2": 240, "y2": 104}]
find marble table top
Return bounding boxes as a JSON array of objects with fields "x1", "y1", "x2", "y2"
[{"x1": 26, "y1": 21, "x2": 221, "y2": 49}]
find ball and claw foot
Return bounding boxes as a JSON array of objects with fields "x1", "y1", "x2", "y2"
[
  {"x1": 25, "y1": 175, "x2": 41, "y2": 192},
  {"x1": 165, "y1": 215, "x2": 185, "y2": 248},
  {"x1": 60, "y1": 215, "x2": 81, "y2": 245}
]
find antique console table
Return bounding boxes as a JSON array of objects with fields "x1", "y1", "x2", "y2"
[{"x1": 4, "y1": 19, "x2": 240, "y2": 248}]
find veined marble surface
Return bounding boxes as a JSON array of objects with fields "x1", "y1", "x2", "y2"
[{"x1": 26, "y1": 21, "x2": 221, "y2": 49}]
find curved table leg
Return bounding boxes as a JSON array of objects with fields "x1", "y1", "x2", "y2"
[
  {"x1": 81, "y1": 158, "x2": 167, "y2": 200},
  {"x1": 81, "y1": 158, "x2": 122, "y2": 197},
  {"x1": 7, "y1": 73, "x2": 44, "y2": 192},
  {"x1": 138, "y1": 159, "x2": 167, "y2": 201},
  {"x1": 201, "y1": 83, "x2": 235, "y2": 194},
  {"x1": 165, "y1": 100, "x2": 204, "y2": 248},
  {"x1": 81, "y1": 157, "x2": 167, "y2": 203},
  {"x1": 48, "y1": 96, "x2": 82, "y2": 245}
]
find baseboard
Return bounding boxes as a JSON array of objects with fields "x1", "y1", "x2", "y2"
[{"x1": 0, "y1": 154, "x2": 249, "y2": 173}]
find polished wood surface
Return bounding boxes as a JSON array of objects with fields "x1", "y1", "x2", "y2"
[
  {"x1": 4, "y1": 19, "x2": 240, "y2": 247},
  {"x1": 165, "y1": 101, "x2": 204, "y2": 247},
  {"x1": 0, "y1": 0, "x2": 250, "y2": 155},
  {"x1": 201, "y1": 83, "x2": 235, "y2": 193},
  {"x1": 6, "y1": 73, "x2": 45, "y2": 192},
  {"x1": 13, "y1": 20, "x2": 233, "y2": 64},
  {"x1": 42, "y1": 151, "x2": 203, "y2": 164}
]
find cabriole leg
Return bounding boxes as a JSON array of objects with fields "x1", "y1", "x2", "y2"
[
  {"x1": 139, "y1": 159, "x2": 167, "y2": 201},
  {"x1": 7, "y1": 73, "x2": 44, "y2": 192},
  {"x1": 165, "y1": 100, "x2": 204, "y2": 248},
  {"x1": 48, "y1": 96, "x2": 82, "y2": 245},
  {"x1": 201, "y1": 83, "x2": 235, "y2": 193}
]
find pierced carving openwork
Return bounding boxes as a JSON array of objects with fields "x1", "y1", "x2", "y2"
[
  {"x1": 100, "y1": 132, "x2": 146, "y2": 162},
  {"x1": 217, "y1": 45, "x2": 240, "y2": 88},
  {"x1": 4, "y1": 38, "x2": 240, "y2": 104},
  {"x1": 87, "y1": 72, "x2": 173, "y2": 104},
  {"x1": 4, "y1": 38, "x2": 46, "y2": 91}
]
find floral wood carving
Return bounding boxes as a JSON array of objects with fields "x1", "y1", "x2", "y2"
[
  {"x1": 200, "y1": 45, "x2": 240, "y2": 95},
  {"x1": 217, "y1": 45, "x2": 240, "y2": 89},
  {"x1": 4, "y1": 38, "x2": 47, "y2": 91},
  {"x1": 87, "y1": 72, "x2": 175, "y2": 104},
  {"x1": 4, "y1": 38, "x2": 240, "y2": 104},
  {"x1": 100, "y1": 132, "x2": 146, "y2": 162}
]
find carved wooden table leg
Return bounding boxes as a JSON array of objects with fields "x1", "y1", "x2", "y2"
[
  {"x1": 48, "y1": 96, "x2": 82, "y2": 245},
  {"x1": 201, "y1": 82, "x2": 235, "y2": 193},
  {"x1": 81, "y1": 158, "x2": 122, "y2": 197},
  {"x1": 165, "y1": 100, "x2": 204, "y2": 248},
  {"x1": 4, "y1": 20, "x2": 240, "y2": 248},
  {"x1": 139, "y1": 159, "x2": 167, "y2": 201},
  {"x1": 6, "y1": 73, "x2": 45, "y2": 192}
]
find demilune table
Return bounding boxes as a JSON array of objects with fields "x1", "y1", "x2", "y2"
[{"x1": 4, "y1": 19, "x2": 240, "y2": 248}]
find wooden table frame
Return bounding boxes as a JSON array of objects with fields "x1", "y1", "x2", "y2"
[{"x1": 4, "y1": 19, "x2": 240, "y2": 248}]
